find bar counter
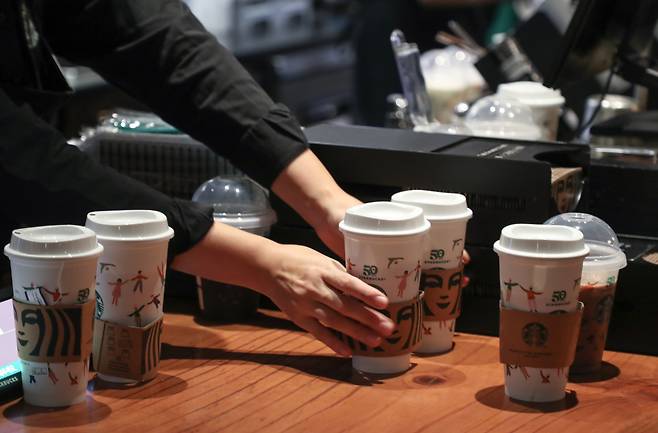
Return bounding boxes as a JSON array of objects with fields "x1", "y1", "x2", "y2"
[{"x1": 2, "y1": 302, "x2": 657, "y2": 433}]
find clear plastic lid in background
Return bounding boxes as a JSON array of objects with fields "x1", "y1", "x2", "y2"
[
  {"x1": 544, "y1": 213, "x2": 626, "y2": 270},
  {"x1": 413, "y1": 122, "x2": 472, "y2": 135},
  {"x1": 464, "y1": 95, "x2": 542, "y2": 140},
  {"x1": 192, "y1": 176, "x2": 277, "y2": 231}
]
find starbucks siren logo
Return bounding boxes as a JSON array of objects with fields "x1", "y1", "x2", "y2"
[{"x1": 522, "y1": 322, "x2": 548, "y2": 347}]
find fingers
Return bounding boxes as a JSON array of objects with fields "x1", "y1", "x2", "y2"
[
  {"x1": 462, "y1": 249, "x2": 471, "y2": 265},
  {"x1": 311, "y1": 303, "x2": 383, "y2": 349},
  {"x1": 323, "y1": 270, "x2": 388, "y2": 310},
  {"x1": 301, "y1": 317, "x2": 352, "y2": 357}
]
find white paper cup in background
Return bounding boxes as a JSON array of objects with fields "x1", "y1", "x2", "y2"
[
  {"x1": 497, "y1": 82, "x2": 565, "y2": 141},
  {"x1": 391, "y1": 190, "x2": 472, "y2": 353},
  {"x1": 339, "y1": 202, "x2": 430, "y2": 374},
  {"x1": 494, "y1": 224, "x2": 589, "y2": 402},
  {"x1": 86, "y1": 210, "x2": 174, "y2": 383},
  {"x1": 4, "y1": 225, "x2": 103, "y2": 407},
  {"x1": 544, "y1": 213, "x2": 627, "y2": 374}
]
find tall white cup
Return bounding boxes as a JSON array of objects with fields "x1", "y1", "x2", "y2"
[
  {"x1": 86, "y1": 210, "x2": 174, "y2": 383},
  {"x1": 339, "y1": 202, "x2": 430, "y2": 374},
  {"x1": 391, "y1": 190, "x2": 472, "y2": 353},
  {"x1": 494, "y1": 224, "x2": 589, "y2": 402},
  {"x1": 497, "y1": 82, "x2": 565, "y2": 141},
  {"x1": 4, "y1": 225, "x2": 103, "y2": 407}
]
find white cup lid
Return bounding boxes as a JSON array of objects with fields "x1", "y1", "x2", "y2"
[
  {"x1": 339, "y1": 202, "x2": 430, "y2": 237},
  {"x1": 497, "y1": 82, "x2": 565, "y2": 107},
  {"x1": 391, "y1": 190, "x2": 472, "y2": 222},
  {"x1": 86, "y1": 210, "x2": 174, "y2": 242},
  {"x1": 493, "y1": 224, "x2": 589, "y2": 259},
  {"x1": 4, "y1": 225, "x2": 103, "y2": 259}
]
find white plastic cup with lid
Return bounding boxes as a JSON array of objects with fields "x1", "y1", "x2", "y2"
[
  {"x1": 339, "y1": 202, "x2": 430, "y2": 374},
  {"x1": 4, "y1": 225, "x2": 103, "y2": 407},
  {"x1": 391, "y1": 190, "x2": 472, "y2": 353},
  {"x1": 494, "y1": 224, "x2": 589, "y2": 402},
  {"x1": 192, "y1": 176, "x2": 277, "y2": 321},
  {"x1": 497, "y1": 82, "x2": 565, "y2": 141},
  {"x1": 86, "y1": 210, "x2": 174, "y2": 383},
  {"x1": 544, "y1": 213, "x2": 627, "y2": 374}
]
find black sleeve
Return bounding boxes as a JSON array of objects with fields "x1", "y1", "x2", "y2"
[
  {"x1": 42, "y1": 0, "x2": 309, "y2": 188},
  {"x1": 0, "y1": 88, "x2": 213, "y2": 262}
]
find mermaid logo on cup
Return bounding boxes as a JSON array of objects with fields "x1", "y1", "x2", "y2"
[
  {"x1": 522, "y1": 322, "x2": 548, "y2": 347},
  {"x1": 420, "y1": 266, "x2": 463, "y2": 321}
]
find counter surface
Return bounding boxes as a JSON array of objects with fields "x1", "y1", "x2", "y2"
[{"x1": 2, "y1": 304, "x2": 657, "y2": 433}]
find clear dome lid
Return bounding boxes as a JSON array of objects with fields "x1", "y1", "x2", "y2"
[
  {"x1": 413, "y1": 122, "x2": 471, "y2": 135},
  {"x1": 543, "y1": 213, "x2": 626, "y2": 270},
  {"x1": 192, "y1": 176, "x2": 277, "y2": 230},
  {"x1": 464, "y1": 95, "x2": 542, "y2": 140}
]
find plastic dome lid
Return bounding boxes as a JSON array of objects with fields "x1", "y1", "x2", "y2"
[
  {"x1": 420, "y1": 46, "x2": 484, "y2": 88},
  {"x1": 544, "y1": 213, "x2": 627, "y2": 270},
  {"x1": 413, "y1": 122, "x2": 472, "y2": 135},
  {"x1": 464, "y1": 95, "x2": 542, "y2": 140},
  {"x1": 4, "y1": 225, "x2": 104, "y2": 260},
  {"x1": 497, "y1": 82, "x2": 565, "y2": 107},
  {"x1": 339, "y1": 202, "x2": 430, "y2": 237},
  {"x1": 391, "y1": 190, "x2": 472, "y2": 222},
  {"x1": 494, "y1": 224, "x2": 589, "y2": 259},
  {"x1": 192, "y1": 176, "x2": 277, "y2": 230}
]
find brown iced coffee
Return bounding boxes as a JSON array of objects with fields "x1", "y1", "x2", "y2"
[{"x1": 571, "y1": 283, "x2": 616, "y2": 374}]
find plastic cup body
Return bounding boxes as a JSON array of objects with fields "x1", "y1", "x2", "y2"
[
  {"x1": 344, "y1": 232, "x2": 426, "y2": 374},
  {"x1": 571, "y1": 264, "x2": 621, "y2": 374},
  {"x1": 527, "y1": 105, "x2": 561, "y2": 141},
  {"x1": 9, "y1": 256, "x2": 98, "y2": 407},
  {"x1": 94, "y1": 238, "x2": 170, "y2": 383},
  {"x1": 196, "y1": 224, "x2": 269, "y2": 321},
  {"x1": 416, "y1": 219, "x2": 468, "y2": 354},
  {"x1": 498, "y1": 252, "x2": 585, "y2": 402}
]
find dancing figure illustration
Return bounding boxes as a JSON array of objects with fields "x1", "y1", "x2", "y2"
[
  {"x1": 131, "y1": 270, "x2": 148, "y2": 293},
  {"x1": 109, "y1": 278, "x2": 128, "y2": 306},
  {"x1": 42, "y1": 287, "x2": 68, "y2": 304},
  {"x1": 395, "y1": 270, "x2": 411, "y2": 297},
  {"x1": 519, "y1": 284, "x2": 543, "y2": 312},
  {"x1": 503, "y1": 279, "x2": 518, "y2": 303},
  {"x1": 129, "y1": 304, "x2": 146, "y2": 327}
]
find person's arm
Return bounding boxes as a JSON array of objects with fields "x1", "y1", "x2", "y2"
[{"x1": 171, "y1": 222, "x2": 393, "y2": 356}]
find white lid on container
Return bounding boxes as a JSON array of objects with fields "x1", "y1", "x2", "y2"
[
  {"x1": 391, "y1": 190, "x2": 472, "y2": 222},
  {"x1": 86, "y1": 210, "x2": 174, "y2": 242},
  {"x1": 494, "y1": 223, "x2": 589, "y2": 259},
  {"x1": 339, "y1": 202, "x2": 430, "y2": 237},
  {"x1": 192, "y1": 176, "x2": 277, "y2": 230},
  {"x1": 4, "y1": 225, "x2": 103, "y2": 259},
  {"x1": 464, "y1": 95, "x2": 542, "y2": 140},
  {"x1": 544, "y1": 213, "x2": 627, "y2": 270},
  {"x1": 497, "y1": 81, "x2": 565, "y2": 108}
]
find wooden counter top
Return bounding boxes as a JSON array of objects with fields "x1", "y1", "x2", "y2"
[{"x1": 2, "y1": 306, "x2": 657, "y2": 433}]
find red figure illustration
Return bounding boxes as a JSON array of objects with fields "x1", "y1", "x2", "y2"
[
  {"x1": 42, "y1": 287, "x2": 69, "y2": 304},
  {"x1": 148, "y1": 293, "x2": 161, "y2": 310},
  {"x1": 347, "y1": 259, "x2": 355, "y2": 273},
  {"x1": 131, "y1": 270, "x2": 148, "y2": 293},
  {"x1": 540, "y1": 370, "x2": 551, "y2": 384},
  {"x1": 506, "y1": 365, "x2": 530, "y2": 381},
  {"x1": 503, "y1": 278, "x2": 518, "y2": 303},
  {"x1": 128, "y1": 304, "x2": 146, "y2": 327},
  {"x1": 47, "y1": 364, "x2": 58, "y2": 385},
  {"x1": 395, "y1": 270, "x2": 411, "y2": 297},
  {"x1": 157, "y1": 263, "x2": 166, "y2": 289},
  {"x1": 109, "y1": 278, "x2": 127, "y2": 306},
  {"x1": 422, "y1": 324, "x2": 432, "y2": 335},
  {"x1": 519, "y1": 366, "x2": 530, "y2": 381},
  {"x1": 68, "y1": 372, "x2": 79, "y2": 385},
  {"x1": 519, "y1": 284, "x2": 543, "y2": 312},
  {"x1": 413, "y1": 261, "x2": 421, "y2": 282}
]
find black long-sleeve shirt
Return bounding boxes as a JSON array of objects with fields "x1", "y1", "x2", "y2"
[{"x1": 0, "y1": 0, "x2": 308, "y2": 261}]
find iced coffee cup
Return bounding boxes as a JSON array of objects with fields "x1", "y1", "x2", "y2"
[
  {"x1": 391, "y1": 190, "x2": 472, "y2": 353},
  {"x1": 494, "y1": 224, "x2": 589, "y2": 402},
  {"x1": 4, "y1": 225, "x2": 103, "y2": 407},
  {"x1": 497, "y1": 82, "x2": 565, "y2": 141},
  {"x1": 544, "y1": 213, "x2": 627, "y2": 374},
  {"x1": 339, "y1": 202, "x2": 430, "y2": 374},
  {"x1": 86, "y1": 210, "x2": 174, "y2": 383}
]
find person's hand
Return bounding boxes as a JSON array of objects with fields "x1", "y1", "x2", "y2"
[
  {"x1": 462, "y1": 249, "x2": 471, "y2": 288},
  {"x1": 257, "y1": 243, "x2": 395, "y2": 356}
]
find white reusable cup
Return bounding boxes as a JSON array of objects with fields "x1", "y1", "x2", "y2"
[
  {"x1": 339, "y1": 202, "x2": 430, "y2": 374},
  {"x1": 86, "y1": 210, "x2": 174, "y2": 383},
  {"x1": 494, "y1": 224, "x2": 589, "y2": 402},
  {"x1": 391, "y1": 190, "x2": 472, "y2": 353},
  {"x1": 4, "y1": 225, "x2": 103, "y2": 407},
  {"x1": 497, "y1": 82, "x2": 565, "y2": 141}
]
